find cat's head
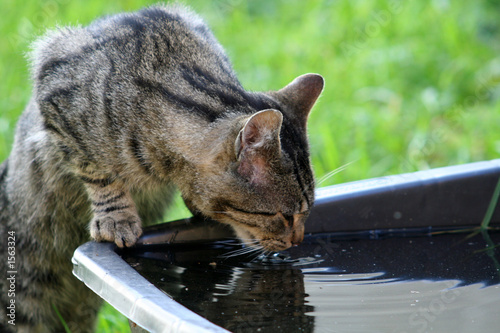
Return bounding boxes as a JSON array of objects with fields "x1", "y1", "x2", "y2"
[{"x1": 183, "y1": 74, "x2": 324, "y2": 252}]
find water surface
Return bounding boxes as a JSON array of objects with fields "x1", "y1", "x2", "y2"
[{"x1": 121, "y1": 229, "x2": 500, "y2": 332}]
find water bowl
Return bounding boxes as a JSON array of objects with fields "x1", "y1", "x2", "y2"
[{"x1": 72, "y1": 160, "x2": 500, "y2": 332}]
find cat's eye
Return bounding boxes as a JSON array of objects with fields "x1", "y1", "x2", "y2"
[{"x1": 224, "y1": 203, "x2": 276, "y2": 217}]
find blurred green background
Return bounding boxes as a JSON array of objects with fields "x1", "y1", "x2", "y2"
[{"x1": 1, "y1": 0, "x2": 500, "y2": 331}]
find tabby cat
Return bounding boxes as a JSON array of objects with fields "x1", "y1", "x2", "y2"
[{"x1": 0, "y1": 4, "x2": 323, "y2": 332}]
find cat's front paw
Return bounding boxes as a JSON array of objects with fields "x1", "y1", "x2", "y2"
[{"x1": 90, "y1": 212, "x2": 142, "y2": 248}]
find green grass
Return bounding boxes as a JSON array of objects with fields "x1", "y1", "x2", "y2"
[
  {"x1": 2, "y1": 0, "x2": 500, "y2": 331},
  {"x1": 96, "y1": 302, "x2": 132, "y2": 333}
]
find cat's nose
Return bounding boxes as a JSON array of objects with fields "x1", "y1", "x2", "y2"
[
  {"x1": 279, "y1": 212, "x2": 305, "y2": 247},
  {"x1": 291, "y1": 222, "x2": 304, "y2": 246},
  {"x1": 291, "y1": 232, "x2": 303, "y2": 246}
]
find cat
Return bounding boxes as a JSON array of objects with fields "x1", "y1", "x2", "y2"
[{"x1": 0, "y1": 4, "x2": 323, "y2": 332}]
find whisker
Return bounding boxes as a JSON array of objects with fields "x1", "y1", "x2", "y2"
[
  {"x1": 249, "y1": 248, "x2": 269, "y2": 262},
  {"x1": 299, "y1": 160, "x2": 357, "y2": 202},
  {"x1": 220, "y1": 247, "x2": 251, "y2": 257},
  {"x1": 316, "y1": 160, "x2": 357, "y2": 186},
  {"x1": 220, "y1": 249, "x2": 255, "y2": 258},
  {"x1": 238, "y1": 239, "x2": 260, "y2": 245},
  {"x1": 219, "y1": 243, "x2": 263, "y2": 258}
]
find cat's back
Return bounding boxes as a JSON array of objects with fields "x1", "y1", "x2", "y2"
[{"x1": 32, "y1": 4, "x2": 237, "y2": 91}]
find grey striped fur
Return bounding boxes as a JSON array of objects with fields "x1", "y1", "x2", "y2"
[{"x1": 0, "y1": 4, "x2": 323, "y2": 332}]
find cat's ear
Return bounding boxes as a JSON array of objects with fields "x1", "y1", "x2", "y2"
[
  {"x1": 235, "y1": 109, "x2": 283, "y2": 185},
  {"x1": 274, "y1": 73, "x2": 324, "y2": 127}
]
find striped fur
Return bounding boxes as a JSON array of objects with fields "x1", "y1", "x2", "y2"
[{"x1": 0, "y1": 4, "x2": 323, "y2": 332}]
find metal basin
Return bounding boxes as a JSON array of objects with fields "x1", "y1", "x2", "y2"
[{"x1": 73, "y1": 159, "x2": 500, "y2": 332}]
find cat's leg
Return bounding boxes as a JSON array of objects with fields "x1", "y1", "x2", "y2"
[
  {"x1": 83, "y1": 177, "x2": 143, "y2": 247},
  {"x1": 12, "y1": 266, "x2": 101, "y2": 333}
]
